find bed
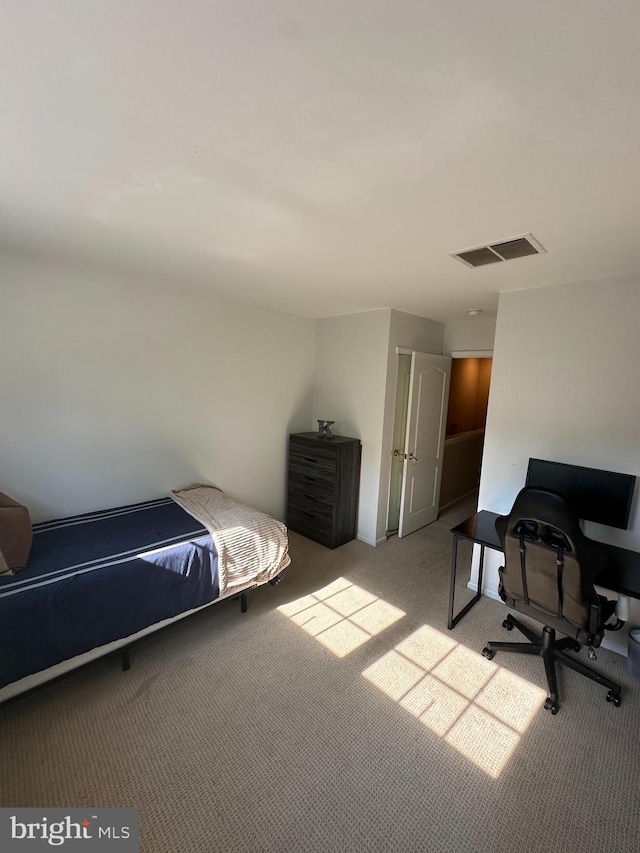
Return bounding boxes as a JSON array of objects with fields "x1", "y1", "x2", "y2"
[{"x1": 0, "y1": 485, "x2": 290, "y2": 703}]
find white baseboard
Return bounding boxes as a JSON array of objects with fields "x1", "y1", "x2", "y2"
[
  {"x1": 466, "y1": 581, "x2": 503, "y2": 603},
  {"x1": 357, "y1": 534, "x2": 387, "y2": 547},
  {"x1": 440, "y1": 489, "x2": 478, "y2": 512}
]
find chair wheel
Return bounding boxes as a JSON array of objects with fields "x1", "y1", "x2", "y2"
[
  {"x1": 482, "y1": 647, "x2": 495, "y2": 660},
  {"x1": 606, "y1": 690, "x2": 621, "y2": 707},
  {"x1": 544, "y1": 698, "x2": 560, "y2": 715},
  {"x1": 571, "y1": 641, "x2": 581, "y2": 653},
  {"x1": 502, "y1": 619, "x2": 514, "y2": 630}
]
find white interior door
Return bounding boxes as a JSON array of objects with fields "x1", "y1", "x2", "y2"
[
  {"x1": 387, "y1": 354, "x2": 412, "y2": 533},
  {"x1": 398, "y1": 352, "x2": 451, "y2": 538}
]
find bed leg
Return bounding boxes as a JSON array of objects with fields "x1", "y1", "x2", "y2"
[
  {"x1": 241, "y1": 593, "x2": 248, "y2": 613},
  {"x1": 121, "y1": 646, "x2": 131, "y2": 672}
]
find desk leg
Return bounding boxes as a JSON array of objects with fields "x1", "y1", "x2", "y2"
[
  {"x1": 477, "y1": 544, "x2": 485, "y2": 598},
  {"x1": 448, "y1": 539, "x2": 485, "y2": 630},
  {"x1": 447, "y1": 535, "x2": 460, "y2": 630}
]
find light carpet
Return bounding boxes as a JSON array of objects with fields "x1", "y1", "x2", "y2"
[{"x1": 1, "y1": 519, "x2": 639, "y2": 852}]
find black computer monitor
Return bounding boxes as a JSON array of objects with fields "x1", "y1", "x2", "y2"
[{"x1": 526, "y1": 458, "x2": 636, "y2": 530}]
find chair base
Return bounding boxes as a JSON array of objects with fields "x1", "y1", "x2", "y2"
[{"x1": 482, "y1": 614, "x2": 622, "y2": 715}]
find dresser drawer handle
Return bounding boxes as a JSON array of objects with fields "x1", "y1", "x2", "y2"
[
  {"x1": 303, "y1": 493, "x2": 317, "y2": 501},
  {"x1": 302, "y1": 510, "x2": 315, "y2": 518},
  {"x1": 303, "y1": 456, "x2": 319, "y2": 464}
]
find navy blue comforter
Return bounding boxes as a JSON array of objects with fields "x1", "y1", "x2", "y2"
[{"x1": 0, "y1": 497, "x2": 219, "y2": 689}]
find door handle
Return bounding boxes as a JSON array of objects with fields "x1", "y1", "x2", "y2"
[{"x1": 408, "y1": 452, "x2": 418, "y2": 462}]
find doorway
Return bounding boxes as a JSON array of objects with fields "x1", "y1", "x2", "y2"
[
  {"x1": 439, "y1": 356, "x2": 493, "y2": 516},
  {"x1": 386, "y1": 353, "x2": 493, "y2": 536},
  {"x1": 386, "y1": 351, "x2": 452, "y2": 537}
]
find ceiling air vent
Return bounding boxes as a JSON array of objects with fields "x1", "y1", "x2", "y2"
[{"x1": 451, "y1": 233, "x2": 546, "y2": 268}]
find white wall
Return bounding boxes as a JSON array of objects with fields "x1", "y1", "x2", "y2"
[
  {"x1": 313, "y1": 310, "x2": 391, "y2": 546},
  {"x1": 477, "y1": 274, "x2": 640, "y2": 653},
  {"x1": 313, "y1": 308, "x2": 444, "y2": 546},
  {"x1": 443, "y1": 314, "x2": 496, "y2": 353},
  {"x1": 0, "y1": 252, "x2": 316, "y2": 522}
]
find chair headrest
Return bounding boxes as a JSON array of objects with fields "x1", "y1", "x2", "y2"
[{"x1": 499, "y1": 486, "x2": 583, "y2": 547}]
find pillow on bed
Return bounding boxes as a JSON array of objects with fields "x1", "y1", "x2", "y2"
[{"x1": 0, "y1": 491, "x2": 32, "y2": 575}]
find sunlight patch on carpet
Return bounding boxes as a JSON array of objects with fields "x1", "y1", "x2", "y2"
[
  {"x1": 362, "y1": 625, "x2": 546, "y2": 777},
  {"x1": 277, "y1": 577, "x2": 405, "y2": 657}
]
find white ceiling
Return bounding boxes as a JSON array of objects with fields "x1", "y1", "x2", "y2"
[{"x1": 1, "y1": 1, "x2": 639, "y2": 322}]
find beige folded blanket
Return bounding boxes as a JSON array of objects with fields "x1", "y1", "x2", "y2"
[{"x1": 171, "y1": 483, "x2": 290, "y2": 596}]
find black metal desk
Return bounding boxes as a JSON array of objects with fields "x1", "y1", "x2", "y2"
[
  {"x1": 448, "y1": 511, "x2": 640, "y2": 630},
  {"x1": 448, "y1": 511, "x2": 500, "y2": 629}
]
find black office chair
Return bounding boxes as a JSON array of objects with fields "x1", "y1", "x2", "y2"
[{"x1": 482, "y1": 486, "x2": 621, "y2": 715}]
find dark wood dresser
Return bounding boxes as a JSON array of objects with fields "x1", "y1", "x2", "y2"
[{"x1": 286, "y1": 432, "x2": 361, "y2": 549}]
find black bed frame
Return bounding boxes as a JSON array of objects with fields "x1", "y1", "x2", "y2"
[{"x1": 3, "y1": 569, "x2": 287, "y2": 706}]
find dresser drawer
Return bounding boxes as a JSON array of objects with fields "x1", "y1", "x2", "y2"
[
  {"x1": 288, "y1": 457, "x2": 336, "y2": 489},
  {"x1": 289, "y1": 443, "x2": 336, "y2": 480},
  {"x1": 286, "y1": 507, "x2": 334, "y2": 548},
  {"x1": 288, "y1": 475, "x2": 335, "y2": 505},
  {"x1": 287, "y1": 488, "x2": 334, "y2": 519},
  {"x1": 289, "y1": 437, "x2": 337, "y2": 464}
]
